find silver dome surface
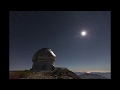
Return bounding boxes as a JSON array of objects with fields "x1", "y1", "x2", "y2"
[{"x1": 32, "y1": 48, "x2": 56, "y2": 62}]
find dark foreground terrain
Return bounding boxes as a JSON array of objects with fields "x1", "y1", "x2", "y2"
[{"x1": 9, "y1": 68, "x2": 81, "y2": 79}]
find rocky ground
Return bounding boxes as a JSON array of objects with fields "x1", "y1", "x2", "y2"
[{"x1": 9, "y1": 68, "x2": 81, "y2": 79}]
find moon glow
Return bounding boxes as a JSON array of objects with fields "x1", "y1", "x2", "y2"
[{"x1": 81, "y1": 31, "x2": 86, "y2": 36}]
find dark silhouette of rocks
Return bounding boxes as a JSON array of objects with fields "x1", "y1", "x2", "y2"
[{"x1": 51, "y1": 68, "x2": 80, "y2": 79}]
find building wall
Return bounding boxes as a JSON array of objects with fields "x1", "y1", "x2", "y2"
[{"x1": 32, "y1": 61, "x2": 54, "y2": 71}]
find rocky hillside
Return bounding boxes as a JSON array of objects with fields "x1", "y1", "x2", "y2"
[{"x1": 9, "y1": 68, "x2": 81, "y2": 79}]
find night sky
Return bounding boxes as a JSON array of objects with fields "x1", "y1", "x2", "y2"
[{"x1": 9, "y1": 11, "x2": 111, "y2": 72}]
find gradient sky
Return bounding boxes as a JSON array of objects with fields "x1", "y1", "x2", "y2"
[{"x1": 9, "y1": 11, "x2": 111, "y2": 72}]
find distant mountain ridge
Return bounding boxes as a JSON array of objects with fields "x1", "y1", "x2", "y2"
[
  {"x1": 79, "y1": 73, "x2": 107, "y2": 79},
  {"x1": 74, "y1": 72, "x2": 111, "y2": 79}
]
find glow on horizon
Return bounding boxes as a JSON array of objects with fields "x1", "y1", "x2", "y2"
[
  {"x1": 74, "y1": 70, "x2": 111, "y2": 72},
  {"x1": 86, "y1": 71, "x2": 91, "y2": 73}
]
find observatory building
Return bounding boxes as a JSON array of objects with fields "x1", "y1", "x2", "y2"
[{"x1": 31, "y1": 48, "x2": 56, "y2": 71}]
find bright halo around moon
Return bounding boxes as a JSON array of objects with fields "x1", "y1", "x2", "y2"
[{"x1": 81, "y1": 31, "x2": 86, "y2": 36}]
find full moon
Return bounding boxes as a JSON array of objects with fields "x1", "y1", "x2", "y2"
[{"x1": 81, "y1": 31, "x2": 86, "y2": 36}]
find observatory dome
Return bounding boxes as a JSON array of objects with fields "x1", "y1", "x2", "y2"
[{"x1": 32, "y1": 48, "x2": 56, "y2": 62}]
